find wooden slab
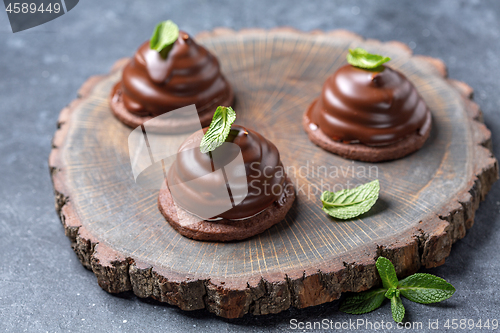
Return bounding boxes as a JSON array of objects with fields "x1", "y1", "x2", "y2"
[{"x1": 49, "y1": 28, "x2": 498, "y2": 318}]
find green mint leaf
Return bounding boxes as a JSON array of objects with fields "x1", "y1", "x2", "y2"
[
  {"x1": 200, "y1": 106, "x2": 236, "y2": 154},
  {"x1": 339, "y1": 288, "x2": 386, "y2": 315},
  {"x1": 391, "y1": 295, "x2": 405, "y2": 323},
  {"x1": 320, "y1": 179, "x2": 379, "y2": 219},
  {"x1": 347, "y1": 48, "x2": 391, "y2": 69},
  {"x1": 398, "y1": 273, "x2": 456, "y2": 304},
  {"x1": 384, "y1": 287, "x2": 400, "y2": 299},
  {"x1": 150, "y1": 20, "x2": 179, "y2": 59},
  {"x1": 376, "y1": 257, "x2": 399, "y2": 290}
]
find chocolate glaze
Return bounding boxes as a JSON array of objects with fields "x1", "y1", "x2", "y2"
[
  {"x1": 307, "y1": 64, "x2": 431, "y2": 146},
  {"x1": 113, "y1": 31, "x2": 231, "y2": 117},
  {"x1": 167, "y1": 125, "x2": 286, "y2": 220}
]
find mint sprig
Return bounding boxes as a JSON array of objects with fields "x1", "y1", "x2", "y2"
[
  {"x1": 150, "y1": 20, "x2": 179, "y2": 59},
  {"x1": 320, "y1": 179, "x2": 379, "y2": 219},
  {"x1": 200, "y1": 106, "x2": 236, "y2": 154},
  {"x1": 340, "y1": 257, "x2": 455, "y2": 323},
  {"x1": 346, "y1": 48, "x2": 391, "y2": 69}
]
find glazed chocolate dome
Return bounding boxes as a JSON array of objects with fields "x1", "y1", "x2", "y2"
[
  {"x1": 112, "y1": 31, "x2": 232, "y2": 121},
  {"x1": 166, "y1": 125, "x2": 286, "y2": 220},
  {"x1": 306, "y1": 64, "x2": 431, "y2": 146}
]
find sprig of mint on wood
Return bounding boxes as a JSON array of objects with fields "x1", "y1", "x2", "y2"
[
  {"x1": 200, "y1": 106, "x2": 236, "y2": 153},
  {"x1": 321, "y1": 179, "x2": 379, "y2": 219},
  {"x1": 347, "y1": 47, "x2": 391, "y2": 69},
  {"x1": 340, "y1": 257, "x2": 455, "y2": 322},
  {"x1": 150, "y1": 20, "x2": 179, "y2": 59}
]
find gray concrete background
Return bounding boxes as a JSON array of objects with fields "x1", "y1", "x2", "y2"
[{"x1": 1, "y1": 0, "x2": 500, "y2": 332}]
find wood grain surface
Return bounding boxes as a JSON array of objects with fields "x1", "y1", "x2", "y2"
[{"x1": 49, "y1": 28, "x2": 498, "y2": 318}]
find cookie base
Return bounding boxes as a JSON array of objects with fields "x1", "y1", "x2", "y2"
[
  {"x1": 158, "y1": 177, "x2": 295, "y2": 242},
  {"x1": 303, "y1": 100, "x2": 432, "y2": 162}
]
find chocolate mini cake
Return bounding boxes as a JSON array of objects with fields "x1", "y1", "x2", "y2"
[
  {"x1": 158, "y1": 125, "x2": 295, "y2": 242},
  {"x1": 303, "y1": 49, "x2": 432, "y2": 162},
  {"x1": 110, "y1": 21, "x2": 233, "y2": 133}
]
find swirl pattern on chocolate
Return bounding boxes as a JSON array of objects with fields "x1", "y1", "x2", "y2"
[
  {"x1": 307, "y1": 64, "x2": 431, "y2": 146},
  {"x1": 115, "y1": 31, "x2": 232, "y2": 117},
  {"x1": 167, "y1": 125, "x2": 286, "y2": 220}
]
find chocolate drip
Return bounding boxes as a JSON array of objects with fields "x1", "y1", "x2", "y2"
[
  {"x1": 167, "y1": 125, "x2": 286, "y2": 220},
  {"x1": 307, "y1": 64, "x2": 431, "y2": 146},
  {"x1": 115, "y1": 31, "x2": 231, "y2": 117}
]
